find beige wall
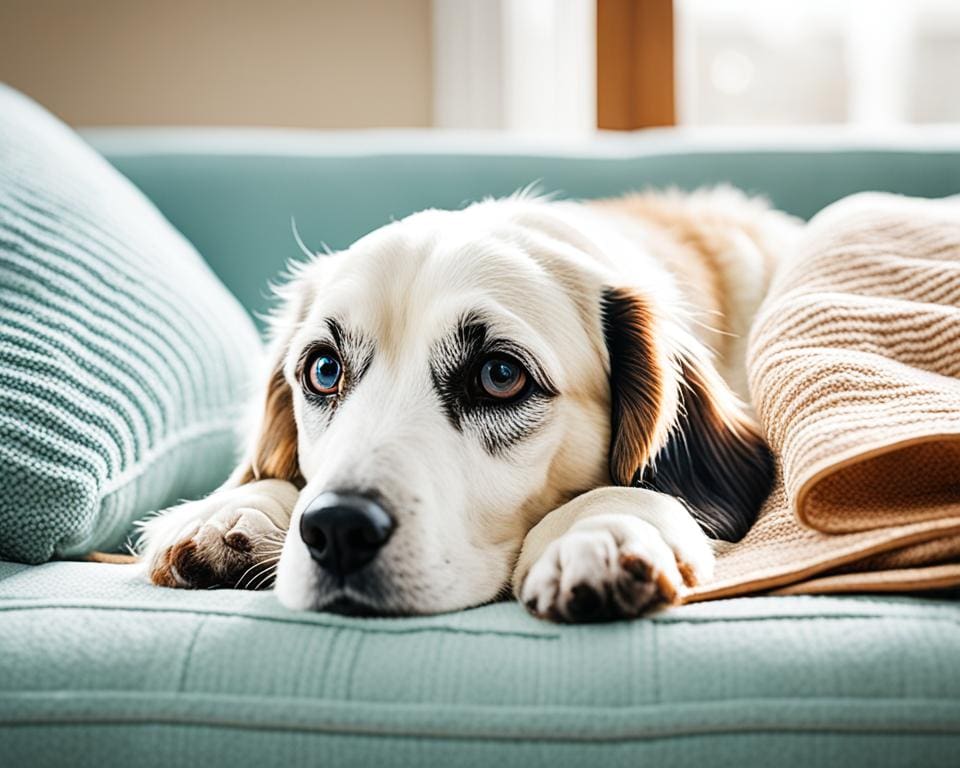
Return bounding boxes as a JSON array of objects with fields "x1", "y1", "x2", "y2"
[{"x1": 0, "y1": 0, "x2": 432, "y2": 128}]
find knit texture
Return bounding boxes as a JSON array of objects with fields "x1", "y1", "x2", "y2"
[
  {"x1": 0, "y1": 86, "x2": 260, "y2": 563},
  {"x1": 690, "y1": 192, "x2": 960, "y2": 601}
]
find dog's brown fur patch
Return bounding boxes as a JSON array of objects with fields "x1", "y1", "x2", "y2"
[
  {"x1": 592, "y1": 189, "x2": 793, "y2": 373},
  {"x1": 591, "y1": 194, "x2": 729, "y2": 351},
  {"x1": 601, "y1": 287, "x2": 665, "y2": 486},
  {"x1": 241, "y1": 366, "x2": 303, "y2": 486},
  {"x1": 149, "y1": 547, "x2": 181, "y2": 588},
  {"x1": 168, "y1": 539, "x2": 215, "y2": 589}
]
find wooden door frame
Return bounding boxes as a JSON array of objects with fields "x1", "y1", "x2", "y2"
[{"x1": 597, "y1": 0, "x2": 676, "y2": 129}]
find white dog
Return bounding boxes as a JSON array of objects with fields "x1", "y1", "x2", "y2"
[{"x1": 139, "y1": 189, "x2": 797, "y2": 622}]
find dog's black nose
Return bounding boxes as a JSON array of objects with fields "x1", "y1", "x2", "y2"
[{"x1": 299, "y1": 492, "x2": 394, "y2": 577}]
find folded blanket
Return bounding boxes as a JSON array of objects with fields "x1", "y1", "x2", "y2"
[{"x1": 689, "y1": 192, "x2": 960, "y2": 601}]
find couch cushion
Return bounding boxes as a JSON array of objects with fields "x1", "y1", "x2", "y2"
[
  {"x1": 1, "y1": 560, "x2": 958, "y2": 767},
  {"x1": 0, "y1": 86, "x2": 260, "y2": 563}
]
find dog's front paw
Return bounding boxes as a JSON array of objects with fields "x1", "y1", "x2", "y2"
[
  {"x1": 146, "y1": 507, "x2": 283, "y2": 590},
  {"x1": 139, "y1": 481, "x2": 297, "y2": 590},
  {"x1": 520, "y1": 513, "x2": 702, "y2": 623}
]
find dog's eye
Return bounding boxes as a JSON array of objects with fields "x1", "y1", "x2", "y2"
[
  {"x1": 304, "y1": 350, "x2": 343, "y2": 396},
  {"x1": 477, "y1": 356, "x2": 528, "y2": 400}
]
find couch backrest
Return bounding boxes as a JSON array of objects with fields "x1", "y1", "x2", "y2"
[{"x1": 86, "y1": 128, "x2": 960, "y2": 328}]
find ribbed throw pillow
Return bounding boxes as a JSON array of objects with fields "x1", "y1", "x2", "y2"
[{"x1": 0, "y1": 86, "x2": 261, "y2": 563}]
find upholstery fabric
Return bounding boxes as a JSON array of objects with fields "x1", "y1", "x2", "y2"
[
  {"x1": 1, "y1": 560, "x2": 959, "y2": 767},
  {"x1": 0, "y1": 86, "x2": 260, "y2": 563}
]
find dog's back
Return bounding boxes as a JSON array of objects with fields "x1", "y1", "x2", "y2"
[{"x1": 590, "y1": 188, "x2": 801, "y2": 400}]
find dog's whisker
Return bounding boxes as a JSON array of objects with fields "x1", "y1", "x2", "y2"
[
  {"x1": 235, "y1": 556, "x2": 281, "y2": 590},
  {"x1": 249, "y1": 564, "x2": 279, "y2": 591},
  {"x1": 234, "y1": 561, "x2": 266, "y2": 590}
]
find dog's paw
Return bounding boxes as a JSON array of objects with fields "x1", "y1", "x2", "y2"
[
  {"x1": 146, "y1": 507, "x2": 284, "y2": 590},
  {"x1": 520, "y1": 513, "x2": 707, "y2": 623},
  {"x1": 139, "y1": 481, "x2": 297, "y2": 590}
]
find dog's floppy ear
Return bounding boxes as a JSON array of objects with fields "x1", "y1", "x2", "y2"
[
  {"x1": 238, "y1": 362, "x2": 303, "y2": 486},
  {"x1": 601, "y1": 286, "x2": 670, "y2": 486},
  {"x1": 602, "y1": 286, "x2": 774, "y2": 541},
  {"x1": 233, "y1": 277, "x2": 313, "y2": 488}
]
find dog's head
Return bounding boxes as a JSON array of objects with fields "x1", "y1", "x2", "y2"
[{"x1": 249, "y1": 199, "x2": 772, "y2": 614}]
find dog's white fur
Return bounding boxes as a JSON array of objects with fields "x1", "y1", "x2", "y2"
[{"x1": 139, "y1": 189, "x2": 798, "y2": 621}]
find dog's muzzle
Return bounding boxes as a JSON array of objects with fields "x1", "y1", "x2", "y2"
[{"x1": 299, "y1": 491, "x2": 395, "y2": 577}]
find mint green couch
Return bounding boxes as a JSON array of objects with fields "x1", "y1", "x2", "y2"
[{"x1": 3, "y1": 130, "x2": 960, "y2": 766}]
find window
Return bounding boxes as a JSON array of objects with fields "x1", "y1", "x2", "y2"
[{"x1": 677, "y1": 0, "x2": 960, "y2": 127}]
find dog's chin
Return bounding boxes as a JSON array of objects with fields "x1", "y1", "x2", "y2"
[
  {"x1": 317, "y1": 573, "x2": 402, "y2": 616},
  {"x1": 274, "y1": 578, "x2": 389, "y2": 615},
  {"x1": 274, "y1": 557, "x2": 412, "y2": 616},
  {"x1": 280, "y1": 585, "x2": 430, "y2": 617},
  {"x1": 276, "y1": 575, "x2": 496, "y2": 617},
  {"x1": 274, "y1": 542, "x2": 508, "y2": 616},
  {"x1": 300, "y1": 579, "x2": 512, "y2": 617},
  {"x1": 321, "y1": 594, "x2": 388, "y2": 617}
]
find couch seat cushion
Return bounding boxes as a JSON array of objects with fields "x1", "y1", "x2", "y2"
[{"x1": 1, "y1": 561, "x2": 958, "y2": 767}]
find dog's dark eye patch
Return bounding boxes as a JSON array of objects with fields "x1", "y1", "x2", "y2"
[
  {"x1": 430, "y1": 313, "x2": 556, "y2": 455},
  {"x1": 296, "y1": 318, "x2": 374, "y2": 411}
]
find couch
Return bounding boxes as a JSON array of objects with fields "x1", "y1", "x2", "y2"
[{"x1": 3, "y1": 128, "x2": 960, "y2": 767}]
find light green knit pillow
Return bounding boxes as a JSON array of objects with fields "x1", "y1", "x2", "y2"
[{"x1": 0, "y1": 86, "x2": 261, "y2": 564}]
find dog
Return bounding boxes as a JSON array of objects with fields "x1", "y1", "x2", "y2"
[{"x1": 139, "y1": 188, "x2": 798, "y2": 622}]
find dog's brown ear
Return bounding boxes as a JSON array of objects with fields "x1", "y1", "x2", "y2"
[
  {"x1": 601, "y1": 287, "x2": 668, "y2": 485},
  {"x1": 238, "y1": 363, "x2": 303, "y2": 486},
  {"x1": 233, "y1": 278, "x2": 313, "y2": 488},
  {"x1": 602, "y1": 287, "x2": 774, "y2": 541}
]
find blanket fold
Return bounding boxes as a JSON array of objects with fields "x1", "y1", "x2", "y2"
[{"x1": 689, "y1": 192, "x2": 960, "y2": 602}]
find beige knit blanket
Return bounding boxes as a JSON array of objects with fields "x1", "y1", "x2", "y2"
[{"x1": 688, "y1": 192, "x2": 960, "y2": 602}]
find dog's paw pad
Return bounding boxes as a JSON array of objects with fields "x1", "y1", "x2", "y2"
[{"x1": 566, "y1": 583, "x2": 604, "y2": 622}]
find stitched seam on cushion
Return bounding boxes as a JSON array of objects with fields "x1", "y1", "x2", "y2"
[
  {"x1": 0, "y1": 603, "x2": 559, "y2": 638},
  {"x1": 2, "y1": 721, "x2": 959, "y2": 741},
  {"x1": 3, "y1": 697, "x2": 960, "y2": 740},
  {"x1": 0, "y1": 601, "x2": 956, "y2": 630},
  {"x1": 100, "y1": 414, "x2": 242, "y2": 498},
  {"x1": 176, "y1": 616, "x2": 207, "y2": 693},
  {"x1": 651, "y1": 617, "x2": 661, "y2": 705}
]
